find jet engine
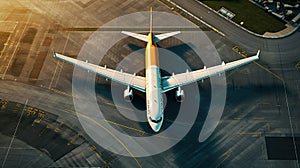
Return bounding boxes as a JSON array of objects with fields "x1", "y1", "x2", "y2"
[
  {"x1": 175, "y1": 87, "x2": 185, "y2": 102},
  {"x1": 124, "y1": 86, "x2": 133, "y2": 102}
]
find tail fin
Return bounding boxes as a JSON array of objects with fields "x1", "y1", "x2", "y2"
[
  {"x1": 150, "y1": 7, "x2": 153, "y2": 34},
  {"x1": 121, "y1": 7, "x2": 180, "y2": 43}
]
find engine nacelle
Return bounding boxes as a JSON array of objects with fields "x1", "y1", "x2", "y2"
[
  {"x1": 175, "y1": 87, "x2": 185, "y2": 102},
  {"x1": 124, "y1": 86, "x2": 133, "y2": 102}
]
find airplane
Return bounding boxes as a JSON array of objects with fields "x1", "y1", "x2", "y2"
[{"x1": 52, "y1": 7, "x2": 260, "y2": 132}]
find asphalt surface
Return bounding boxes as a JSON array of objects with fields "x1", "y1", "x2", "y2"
[
  {"x1": 0, "y1": 0, "x2": 299, "y2": 167},
  {"x1": 161, "y1": 0, "x2": 300, "y2": 167}
]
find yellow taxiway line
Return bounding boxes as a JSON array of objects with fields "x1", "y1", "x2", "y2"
[
  {"x1": 215, "y1": 151, "x2": 231, "y2": 168},
  {"x1": 66, "y1": 109, "x2": 183, "y2": 140},
  {"x1": 76, "y1": 112, "x2": 143, "y2": 168},
  {"x1": 238, "y1": 132, "x2": 262, "y2": 136}
]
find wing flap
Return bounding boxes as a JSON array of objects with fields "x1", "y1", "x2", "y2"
[{"x1": 53, "y1": 51, "x2": 146, "y2": 92}]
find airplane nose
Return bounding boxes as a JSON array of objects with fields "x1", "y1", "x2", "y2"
[{"x1": 150, "y1": 124, "x2": 160, "y2": 132}]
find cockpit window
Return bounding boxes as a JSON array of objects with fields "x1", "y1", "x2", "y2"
[{"x1": 150, "y1": 116, "x2": 162, "y2": 123}]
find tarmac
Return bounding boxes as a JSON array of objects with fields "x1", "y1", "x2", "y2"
[{"x1": 0, "y1": 0, "x2": 299, "y2": 167}]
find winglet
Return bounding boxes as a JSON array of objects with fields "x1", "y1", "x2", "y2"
[
  {"x1": 255, "y1": 50, "x2": 260, "y2": 60},
  {"x1": 256, "y1": 50, "x2": 260, "y2": 58},
  {"x1": 52, "y1": 49, "x2": 58, "y2": 58}
]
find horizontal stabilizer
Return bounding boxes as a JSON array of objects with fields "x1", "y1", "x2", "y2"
[
  {"x1": 155, "y1": 31, "x2": 181, "y2": 42},
  {"x1": 121, "y1": 31, "x2": 148, "y2": 42}
]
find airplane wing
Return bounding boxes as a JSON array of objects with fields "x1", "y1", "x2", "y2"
[
  {"x1": 155, "y1": 31, "x2": 181, "y2": 42},
  {"x1": 121, "y1": 31, "x2": 148, "y2": 42},
  {"x1": 53, "y1": 51, "x2": 146, "y2": 92},
  {"x1": 161, "y1": 51, "x2": 260, "y2": 92}
]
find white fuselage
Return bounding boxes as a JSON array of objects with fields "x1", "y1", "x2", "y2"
[{"x1": 145, "y1": 33, "x2": 164, "y2": 132}]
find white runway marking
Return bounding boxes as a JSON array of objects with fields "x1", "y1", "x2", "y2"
[
  {"x1": 1, "y1": 13, "x2": 32, "y2": 80},
  {"x1": 1, "y1": 99, "x2": 28, "y2": 168}
]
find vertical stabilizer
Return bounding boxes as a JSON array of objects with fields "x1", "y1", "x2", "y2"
[
  {"x1": 150, "y1": 7, "x2": 153, "y2": 33},
  {"x1": 121, "y1": 7, "x2": 180, "y2": 43}
]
